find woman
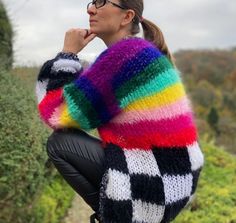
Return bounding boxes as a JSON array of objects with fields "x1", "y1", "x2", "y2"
[{"x1": 35, "y1": 0, "x2": 204, "y2": 222}]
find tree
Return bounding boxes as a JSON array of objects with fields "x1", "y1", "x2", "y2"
[{"x1": 0, "y1": 0, "x2": 14, "y2": 70}]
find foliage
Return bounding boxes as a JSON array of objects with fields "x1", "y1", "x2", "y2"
[
  {"x1": 0, "y1": 68, "x2": 74, "y2": 223},
  {"x1": 174, "y1": 48, "x2": 236, "y2": 154},
  {"x1": 29, "y1": 173, "x2": 75, "y2": 223},
  {"x1": 0, "y1": 68, "x2": 46, "y2": 222},
  {"x1": 207, "y1": 106, "x2": 220, "y2": 135},
  {"x1": 175, "y1": 49, "x2": 236, "y2": 87},
  {"x1": 0, "y1": 0, "x2": 13, "y2": 70}
]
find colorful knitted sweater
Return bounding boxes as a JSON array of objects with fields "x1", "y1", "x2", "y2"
[{"x1": 36, "y1": 37, "x2": 204, "y2": 223}]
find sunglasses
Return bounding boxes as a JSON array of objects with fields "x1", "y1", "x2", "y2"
[{"x1": 87, "y1": 0, "x2": 127, "y2": 10}]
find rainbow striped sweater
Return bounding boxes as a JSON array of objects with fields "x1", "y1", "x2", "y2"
[{"x1": 36, "y1": 37, "x2": 204, "y2": 223}]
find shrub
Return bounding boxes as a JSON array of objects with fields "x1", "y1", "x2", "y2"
[
  {"x1": 0, "y1": 69, "x2": 74, "y2": 223},
  {"x1": 29, "y1": 173, "x2": 74, "y2": 223},
  {"x1": 0, "y1": 0, "x2": 13, "y2": 70}
]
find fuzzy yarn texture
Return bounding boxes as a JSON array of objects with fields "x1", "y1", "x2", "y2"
[{"x1": 36, "y1": 37, "x2": 204, "y2": 223}]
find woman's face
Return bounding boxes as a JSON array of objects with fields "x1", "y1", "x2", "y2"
[{"x1": 87, "y1": 0, "x2": 127, "y2": 37}]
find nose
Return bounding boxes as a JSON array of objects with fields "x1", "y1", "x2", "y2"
[{"x1": 87, "y1": 3, "x2": 96, "y2": 15}]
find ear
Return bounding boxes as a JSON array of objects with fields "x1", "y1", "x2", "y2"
[{"x1": 121, "y1": 9, "x2": 135, "y2": 26}]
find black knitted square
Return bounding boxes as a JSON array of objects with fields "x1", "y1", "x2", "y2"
[
  {"x1": 104, "y1": 143, "x2": 129, "y2": 174},
  {"x1": 130, "y1": 173, "x2": 165, "y2": 205},
  {"x1": 102, "y1": 198, "x2": 133, "y2": 223},
  {"x1": 161, "y1": 197, "x2": 189, "y2": 223},
  {"x1": 47, "y1": 72, "x2": 77, "y2": 91},
  {"x1": 152, "y1": 147, "x2": 192, "y2": 176}
]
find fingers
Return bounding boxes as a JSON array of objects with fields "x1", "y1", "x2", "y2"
[
  {"x1": 63, "y1": 28, "x2": 96, "y2": 53},
  {"x1": 66, "y1": 28, "x2": 90, "y2": 39},
  {"x1": 84, "y1": 33, "x2": 97, "y2": 45},
  {"x1": 84, "y1": 29, "x2": 97, "y2": 44},
  {"x1": 84, "y1": 29, "x2": 95, "y2": 38}
]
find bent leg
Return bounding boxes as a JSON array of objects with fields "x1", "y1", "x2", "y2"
[{"x1": 46, "y1": 128, "x2": 105, "y2": 212}]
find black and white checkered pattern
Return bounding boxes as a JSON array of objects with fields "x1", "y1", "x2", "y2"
[
  {"x1": 99, "y1": 142, "x2": 204, "y2": 223},
  {"x1": 36, "y1": 53, "x2": 83, "y2": 104}
]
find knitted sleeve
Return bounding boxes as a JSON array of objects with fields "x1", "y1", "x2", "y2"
[{"x1": 35, "y1": 38, "x2": 176, "y2": 130}]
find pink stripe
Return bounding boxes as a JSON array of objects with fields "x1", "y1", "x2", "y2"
[
  {"x1": 38, "y1": 89, "x2": 63, "y2": 125},
  {"x1": 102, "y1": 112, "x2": 195, "y2": 137},
  {"x1": 111, "y1": 96, "x2": 192, "y2": 124},
  {"x1": 48, "y1": 104, "x2": 64, "y2": 127}
]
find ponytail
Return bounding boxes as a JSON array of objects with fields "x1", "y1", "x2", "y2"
[
  {"x1": 119, "y1": 0, "x2": 175, "y2": 65},
  {"x1": 141, "y1": 18, "x2": 175, "y2": 65}
]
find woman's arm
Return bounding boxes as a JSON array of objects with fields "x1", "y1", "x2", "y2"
[{"x1": 36, "y1": 38, "x2": 176, "y2": 130}]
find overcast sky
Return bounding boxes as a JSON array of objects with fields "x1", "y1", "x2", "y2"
[{"x1": 2, "y1": 0, "x2": 236, "y2": 66}]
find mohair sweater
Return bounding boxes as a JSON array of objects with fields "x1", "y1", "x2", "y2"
[{"x1": 35, "y1": 37, "x2": 204, "y2": 223}]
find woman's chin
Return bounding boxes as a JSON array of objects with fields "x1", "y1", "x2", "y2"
[
  {"x1": 90, "y1": 29, "x2": 102, "y2": 38},
  {"x1": 90, "y1": 27, "x2": 98, "y2": 34}
]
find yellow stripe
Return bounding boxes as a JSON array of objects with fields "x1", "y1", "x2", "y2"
[
  {"x1": 124, "y1": 82, "x2": 186, "y2": 111},
  {"x1": 60, "y1": 103, "x2": 81, "y2": 128}
]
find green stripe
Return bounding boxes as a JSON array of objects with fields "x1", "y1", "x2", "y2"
[
  {"x1": 115, "y1": 56, "x2": 172, "y2": 100},
  {"x1": 64, "y1": 83, "x2": 101, "y2": 130},
  {"x1": 120, "y1": 68, "x2": 181, "y2": 108},
  {"x1": 115, "y1": 56, "x2": 178, "y2": 107}
]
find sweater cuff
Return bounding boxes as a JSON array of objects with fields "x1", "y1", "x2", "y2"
[
  {"x1": 55, "y1": 51, "x2": 80, "y2": 61},
  {"x1": 42, "y1": 52, "x2": 83, "y2": 91},
  {"x1": 51, "y1": 51, "x2": 82, "y2": 75}
]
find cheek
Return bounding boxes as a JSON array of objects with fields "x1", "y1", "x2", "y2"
[
  {"x1": 90, "y1": 14, "x2": 121, "y2": 34},
  {"x1": 106, "y1": 17, "x2": 121, "y2": 31},
  {"x1": 92, "y1": 21, "x2": 116, "y2": 33}
]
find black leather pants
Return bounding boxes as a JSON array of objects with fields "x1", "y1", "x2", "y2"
[{"x1": 46, "y1": 128, "x2": 105, "y2": 221}]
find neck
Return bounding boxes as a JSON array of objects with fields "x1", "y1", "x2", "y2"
[{"x1": 101, "y1": 31, "x2": 134, "y2": 47}]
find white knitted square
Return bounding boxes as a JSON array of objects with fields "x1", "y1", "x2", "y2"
[
  {"x1": 52, "y1": 59, "x2": 82, "y2": 73},
  {"x1": 187, "y1": 142, "x2": 204, "y2": 171},
  {"x1": 132, "y1": 199, "x2": 165, "y2": 223},
  {"x1": 105, "y1": 168, "x2": 131, "y2": 201},
  {"x1": 124, "y1": 149, "x2": 161, "y2": 177},
  {"x1": 162, "y1": 173, "x2": 193, "y2": 204}
]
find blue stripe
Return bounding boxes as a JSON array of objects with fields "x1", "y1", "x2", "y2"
[
  {"x1": 74, "y1": 76, "x2": 112, "y2": 124},
  {"x1": 111, "y1": 47, "x2": 163, "y2": 90}
]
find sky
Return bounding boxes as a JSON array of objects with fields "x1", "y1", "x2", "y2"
[{"x1": 2, "y1": 0, "x2": 236, "y2": 67}]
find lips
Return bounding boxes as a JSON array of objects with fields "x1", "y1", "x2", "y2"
[{"x1": 89, "y1": 20, "x2": 97, "y2": 23}]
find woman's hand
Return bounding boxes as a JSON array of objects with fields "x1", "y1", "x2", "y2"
[{"x1": 62, "y1": 28, "x2": 97, "y2": 54}]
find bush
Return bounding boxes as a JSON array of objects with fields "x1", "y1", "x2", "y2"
[
  {"x1": 0, "y1": 0, "x2": 13, "y2": 70},
  {"x1": 0, "y1": 69, "x2": 74, "y2": 223},
  {"x1": 0, "y1": 67, "x2": 47, "y2": 221},
  {"x1": 29, "y1": 173, "x2": 74, "y2": 223}
]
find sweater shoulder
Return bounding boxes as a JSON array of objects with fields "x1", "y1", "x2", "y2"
[
  {"x1": 110, "y1": 37, "x2": 158, "y2": 53},
  {"x1": 95, "y1": 37, "x2": 164, "y2": 65}
]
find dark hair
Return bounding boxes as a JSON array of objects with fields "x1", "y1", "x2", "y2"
[{"x1": 120, "y1": 0, "x2": 175, "y2": 65}]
